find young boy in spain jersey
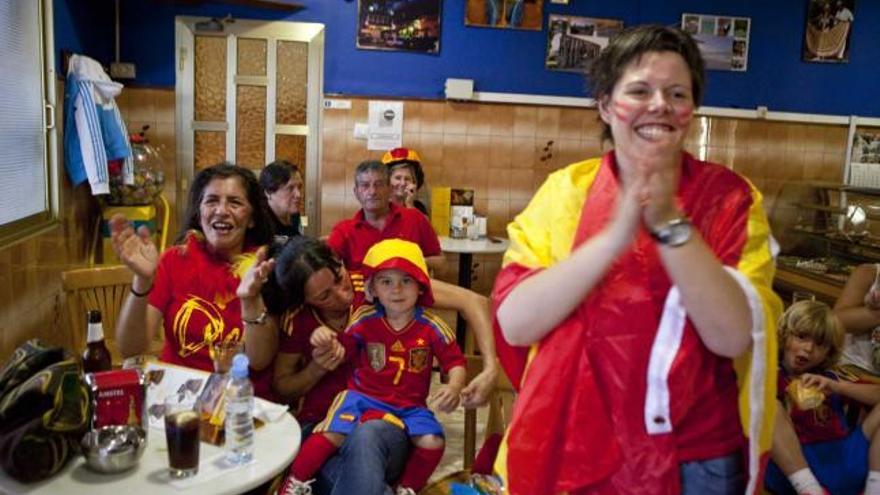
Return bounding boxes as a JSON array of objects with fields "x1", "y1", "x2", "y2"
[
  {"x1": 280, "y1": 239, "x2": 466, "y2": 495},
  {"x1": 765, "y1": 300, "x2": 880, "y2": 495}
]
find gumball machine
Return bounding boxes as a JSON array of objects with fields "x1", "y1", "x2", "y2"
[{"x1": 99, "y1": 126, "x2": 168, "y2": 264}]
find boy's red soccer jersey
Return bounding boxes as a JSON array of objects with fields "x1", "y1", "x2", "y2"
[
  {"x1": 778, "y1": 369, "x2": 852, "y2": 444},
  {"x1": 342, "y1": 304, "x2": 465, "y2": 409}
]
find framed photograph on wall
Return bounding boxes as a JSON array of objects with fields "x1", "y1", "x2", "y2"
[
  {"x1": 357, "y1": 0, "x2": 442, "y2": 53},
  {"x1": 545, "y1": 15, "x2": 623, "y2": 72},
  {"x1": 681, "y1": 13, "x2": 751, "y2": 71},
  {"x1": 465, "y1": 0, "x2": 543, "y2": 31},
  {"x1": 803, "y1": 0, "x2": 855, "y2": 63}
]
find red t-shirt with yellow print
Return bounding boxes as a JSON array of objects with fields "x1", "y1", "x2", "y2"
[{"x1": 149, "y1": 232, "x2": 275, "y2": 400}]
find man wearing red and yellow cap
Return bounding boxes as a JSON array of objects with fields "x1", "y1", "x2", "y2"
[{"x1": 280, "y1": 239, "x2": 465, "y2": 495}]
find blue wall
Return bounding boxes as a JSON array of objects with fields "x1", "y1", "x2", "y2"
[{"x1": 54, "y1": 0, "x2": 880, "y2": 117}]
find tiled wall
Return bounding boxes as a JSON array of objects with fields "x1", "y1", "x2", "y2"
[
  {"x1": 0, "y1": 85, "x2": 177, "y2": 361},
  {"x1": 0, "y1": 82, "x2": 90, "y2": 359},
  {"x1": 115, "y1": 88, "x2": 179, "y2": 239},
  {"x1": 320, "y1": 97, "x2": 850, "y2": 293},
  {"x1": 0, "y1": 87, "x2": 851, "y2": 360}
]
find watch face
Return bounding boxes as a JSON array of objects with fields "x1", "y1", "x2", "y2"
[
  {"x1": 666, "y1": 222, "x2": 692, "y2": 246},
  {"x1": 654, "y1": 219, "x2": 692, "y2": 247}
]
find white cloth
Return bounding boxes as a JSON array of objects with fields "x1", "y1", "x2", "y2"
[{"x1": 841, "y1": 263, "x2": 880, "y2": 373}]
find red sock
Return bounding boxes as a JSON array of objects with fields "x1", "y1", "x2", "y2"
[
  {"x1": 397, "y1": 446, "x2": 445, "y2": 491},
  {"x1": 472, "y1": 433, "x2": 502, "y2": 475},
  {"x1": 290, "y1": 433, "x2": 338, "y2": 481}
]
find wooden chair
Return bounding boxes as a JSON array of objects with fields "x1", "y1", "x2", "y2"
[
  {"x1": 421, "y1": 364, "x2": 516, "y2": 495},
  {"x1": 61, "y1": 264, "x2": 163, "y2": 365}
]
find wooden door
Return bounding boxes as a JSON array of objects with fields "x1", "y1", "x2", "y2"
[{"x1": 174, "y1": 17, "x2": 324, "y2": 234}]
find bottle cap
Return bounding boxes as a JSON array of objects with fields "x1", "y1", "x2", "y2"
[
  {"x1": 87, "y1": 310, "x2": 102, "y2": 324},
  {"x1": 230, "y1": 353, "x2": 250, "y2": 378}
]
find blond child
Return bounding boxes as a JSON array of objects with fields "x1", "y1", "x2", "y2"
[
  {"x1": 280, "y1": 239, "x2": 466, "y2": 495},
  {"x1": 766, "y1": 300, "x2": 880, "y2": 495}
]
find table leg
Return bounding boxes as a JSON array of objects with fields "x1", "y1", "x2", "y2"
[{"x1": 455, "y1": 252, "x2": 473, "y2": 351}]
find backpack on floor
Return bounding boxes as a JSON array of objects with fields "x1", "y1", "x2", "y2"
[{"x1": 0, "y1": 339, "x2": 90, "y2": 482}]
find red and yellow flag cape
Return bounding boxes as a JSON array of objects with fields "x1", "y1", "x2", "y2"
[{"x1": 491, "y1": 152, "x2": 781, "y2": 495}]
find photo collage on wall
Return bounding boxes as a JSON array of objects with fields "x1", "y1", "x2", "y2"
[
  {"x1": 545, "y1": 15, "x2": 624, "y2": 73},
  {"x1": 681, "y1": 13, "x2": 751, "y2": 72},
  {"x1": 356, "y1": 0, "x2": 442, "y2": 54}
]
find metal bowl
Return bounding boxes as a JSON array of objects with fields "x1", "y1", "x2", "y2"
[{"x1": 81, "y1": 425, "x2": 147, "y2": 473}]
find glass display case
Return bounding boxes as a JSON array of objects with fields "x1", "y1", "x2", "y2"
[{"x1": 770, "y1": 180, "x2": 880, "y2": 304}]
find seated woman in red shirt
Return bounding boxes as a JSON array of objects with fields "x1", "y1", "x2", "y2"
[
  {"x1": 259, "y1": 235, "x2": 498, "y2": 495},
  {"x1": 110, "y1": 163, "x2": 279, "y2": 400}
]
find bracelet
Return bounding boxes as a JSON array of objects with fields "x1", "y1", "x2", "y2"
[
  {"x1": 242, "y1": 309, "x2": 268, "y2": 325},
  {"x1": 130, "y1": 284, "x2": 153, "y2": 297}
]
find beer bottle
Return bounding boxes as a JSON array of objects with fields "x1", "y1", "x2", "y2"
[
  {"x1": 82, "y1": 310, "x2": 112, "y2": 373},
  {"x1": 127, "y1": 396, "x2": 140, "y2": 426}
]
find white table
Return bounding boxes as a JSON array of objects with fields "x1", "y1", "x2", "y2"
[
  {"x1": 0, "y1": 367, "x2": 300, "y2": 495},
  {"x1": 439, "y1": 236, "x2": 509, "y2": 344}
]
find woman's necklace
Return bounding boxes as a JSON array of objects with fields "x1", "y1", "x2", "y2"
[{"x1": 319, "y1": 309, "x2": 350, "y2": 332}]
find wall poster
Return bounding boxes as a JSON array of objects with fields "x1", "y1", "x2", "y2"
[
  {"x1": 465, "y1": 0, "x2": 543, "y2": 30},
  {"x1": 681, "y1": 13, "x2": 751, "y2": 72},
  {"x1": 545, "y1": 15, "x2": 624, "y2": 73},
  {"x1": 803, "y1": 0, "x2": 855, "y2": 63},
  {"x1": 357, "y1": 0, "x2": 442, "y2": 54}
]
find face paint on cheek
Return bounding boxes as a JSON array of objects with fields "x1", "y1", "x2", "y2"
[
  {"x1": 673, "y1": 106, "x2": 694, "y2": 126},
  {"x1": 611, "y1": 100, "x2": 637, "y2": 123}
]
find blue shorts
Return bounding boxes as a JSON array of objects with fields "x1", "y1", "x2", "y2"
[
  {"x1": 765, "y1": 428, "x2": 868, "y2": 495},
  {"x1": 680, "y1": 451, "x2": 745, "y2": 495},
  {"x1": 314, "y1": 390, "x2": 444, "y2": 437}
]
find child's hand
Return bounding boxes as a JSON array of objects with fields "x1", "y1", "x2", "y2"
[
  {"x1": 312, "y1": 339, "x2": 345, "y2": 371},
  {"x1": 428, "y1": 384, "x2": 462, "y2": 413},
  {"x1": 310, "y1": 326, "x2": 338, "y2": 349},
  {"x1": 801, "y1": 373, "x2": 837, "y2": 393}
]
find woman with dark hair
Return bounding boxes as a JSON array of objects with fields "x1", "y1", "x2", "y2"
[
  {"x1": 259, "y1": 160, "x2": 304, "y2": 239},
  {"x1": 258, "y1": 235, "x2": 498, "y2": 495},
  {"x1": 111, "y1": 162, "x2": 278, "y2": 399},
  {"x1": 491, "y1": 25, "x2": 781, "y2": 494}
]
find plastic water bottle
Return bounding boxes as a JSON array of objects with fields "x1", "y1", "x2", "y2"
[{"x1": 225, "y1": 353, "x2": 254, "y2": 465}]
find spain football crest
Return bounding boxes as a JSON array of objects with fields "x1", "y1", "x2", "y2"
[
  {"x1": 367, "y1": 343, "x2": 386, "y2": 371},
  {"x1": 408, "y1": 347, "x2": 430, "y2": 372}
]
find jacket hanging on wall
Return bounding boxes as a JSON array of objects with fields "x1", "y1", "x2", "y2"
[{"x1": 63, "y1": 54, "x2": 133, "y2": 195}]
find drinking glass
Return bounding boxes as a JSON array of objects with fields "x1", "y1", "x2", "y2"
[
  {"x1": 211, "y1": 340, "x2": 244, "y2": 374},
  {"x1": 164, "y1": 394, "x2": 200, "y2": 479},
  {"x1": 792, "y1": 291, "x2": 816, "y2": 304}
]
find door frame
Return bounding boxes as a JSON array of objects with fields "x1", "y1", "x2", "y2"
[{"x1": 174, "y1": 16, "x2": 324, "y2": 235}]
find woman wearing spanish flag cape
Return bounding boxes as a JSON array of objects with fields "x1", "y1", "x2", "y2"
[{"x1": 491, "y1": 25, "x2": 782, "y2": 495}]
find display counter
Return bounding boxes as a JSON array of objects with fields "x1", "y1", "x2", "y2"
[{"x1": 773, "y1": 265, "x2": 844, "y2": 305}]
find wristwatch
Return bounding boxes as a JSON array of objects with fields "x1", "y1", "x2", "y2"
[
  {"x1": 650, "y1": 218, "x2": 692, "y2": 247},
  {"x1": 242, "y1": 309, "x2": 268, "y2": 325}
]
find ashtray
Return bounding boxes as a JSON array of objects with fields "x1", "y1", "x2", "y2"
[{"x1": 81, "y1": 424, "x2": 147, "y2": 473}]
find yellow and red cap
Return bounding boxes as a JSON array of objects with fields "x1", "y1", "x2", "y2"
[
  {"x1": 362, "y1": 238, "x2": 433, "y2": 307},
  {"x1": 381, "y1": 147, "x2": 424, "y2": 188}
]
